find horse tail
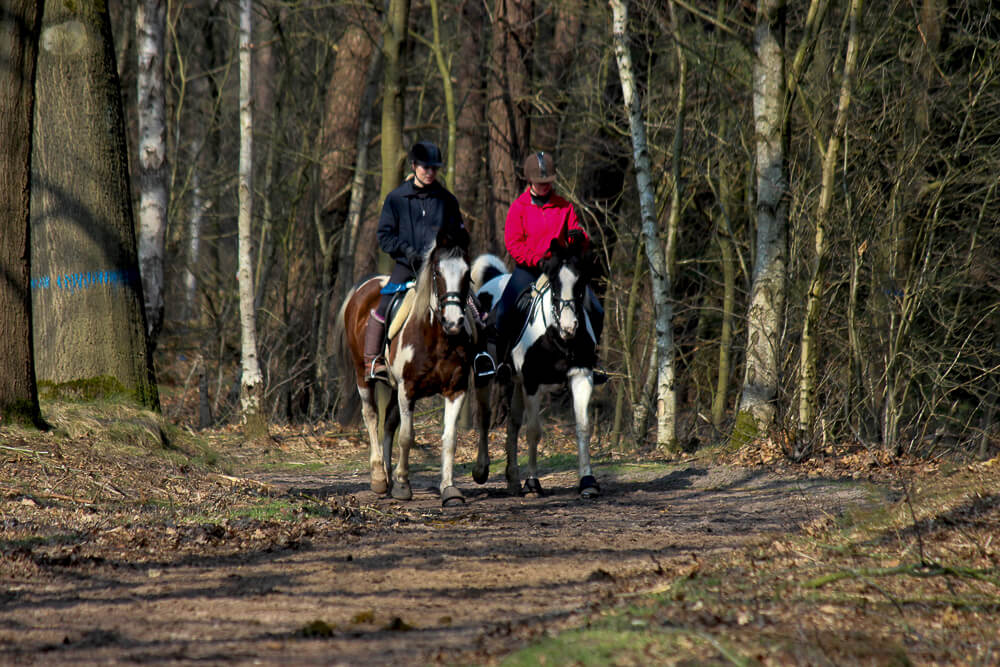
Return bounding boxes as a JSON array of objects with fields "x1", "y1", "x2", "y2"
[
  {"x1": 332, "y1": 286, "x2": 361, "y2": 426},
  {"x1": 471, "y1": 254, "x2": 507, "y2": 292}
]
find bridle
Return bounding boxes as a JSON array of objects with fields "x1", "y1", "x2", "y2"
[{"x1": 431, "y1": 260, "x2": 466, "y2": 324}]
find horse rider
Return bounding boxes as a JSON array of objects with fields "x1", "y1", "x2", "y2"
[
  {"x1": 363, "y1": 140, "x2": 470, "y2": 381},
  {"x1": 475, "y1": 150, "x2": 605, "y2": 383}
]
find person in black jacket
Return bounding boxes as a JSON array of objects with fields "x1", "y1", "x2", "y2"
[{"x1": 363, "y1": 140, "x2": 470, "y2": 380}]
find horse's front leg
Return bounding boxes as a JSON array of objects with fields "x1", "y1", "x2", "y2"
[
  {"x1": 439, "y1": 393, "x2": 466, "y2": 506},
  {"x1": 391, "y1": 388, "x2": 415, "y2": 500},
  {"x1": 359, "y1": 384, "x2": 388, "y2": 494},
  {"x1": 472, "y1": 383, "x2": 492, "y2": 485},
  {"x1": 569, "y1": 368, "x2": 600, "y2": 498},
  {"x1": 520, "y1": 387, "x2": 545, "y2": 496}
]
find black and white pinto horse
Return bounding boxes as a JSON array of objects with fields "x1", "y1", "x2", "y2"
[
  {"x1": 335, "y1": 228, "x2": 476, "y2": 506},
  {"x1": 470, "y1": 236, "x2": 601, "y2": 498}
]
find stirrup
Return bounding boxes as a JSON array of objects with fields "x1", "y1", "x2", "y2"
[
  {"x1": 367, "y1": 357, "x2": 389, "y2": 382},
  {"x1": 473, "y1": 352, "x2": 496, "y2": 379}
]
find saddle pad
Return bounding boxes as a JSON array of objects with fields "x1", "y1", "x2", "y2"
[{"x1": 387, "y1": 289, "x2": 416, "y2": 339}]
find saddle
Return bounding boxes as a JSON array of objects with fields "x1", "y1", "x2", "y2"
[{"x1": 378, "y1": 281, "x2": 416, "y2": 353}]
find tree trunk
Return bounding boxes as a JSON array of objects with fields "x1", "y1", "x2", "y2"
[
  {"x1": 797, "y1": 0, "x2": 862, "y2": 437},
  {"x1": 378, "y1": 0, "x2": 410, "y2": 273},
  {"x1": 237, "y1": 0, "x2": 267, "y2": 440},
  {"x1": 30, "y1": 0, "x2": 158, "y2": 409},
  {"x1": 486, "y1": 0, "x2": 532, "y2": 249},
  {"x1": 136, "y1": 0, "x2": 168, "y2": 348},
  {"x1": 735, "y1": 0, "x2": 788, "y2": 440},
  {"x1": 454, "y1": 0, "x2": 487, "y2": 250},
  {"x1": 610, "y1": 0, "x2": 676, "y2": 452},
  {"x1": 0, "y1": 0, "x2": 42, "y2": 426}
]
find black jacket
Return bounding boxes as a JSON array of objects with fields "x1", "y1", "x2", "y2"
[{"x1": 376, "y1": 178, "x2": 469, "y2": 270}]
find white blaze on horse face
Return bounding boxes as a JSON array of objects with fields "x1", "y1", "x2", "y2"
[
  {"x1": 557, "y1": 265, "x2": 579, "y2": 339},
  {"x1": 438, "y1": 256, "x2": 468, "y2": 334}
]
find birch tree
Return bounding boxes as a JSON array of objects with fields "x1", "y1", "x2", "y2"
[
  {"x1": 136, "y1": 0, "x2": 168, "y2": 347},
  {"x1": 610, "y1": 0, "x2": 677, "y2": 451},
  {"x1": 237, "y1": 0, "x2": 267, "y2": 440},
  {"x1": 0, "y1": 0, "x2": 42, "y2": 426},
  {"x1": 734, "y1": 0, "x2": 788, "y2": 440}
]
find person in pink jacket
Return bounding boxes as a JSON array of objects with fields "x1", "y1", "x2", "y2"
[{"x1": 475, "y1": 151, "x2": 604, "y2": 383}]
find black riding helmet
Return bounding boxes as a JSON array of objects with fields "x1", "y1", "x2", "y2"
[{"x1": 410, "y1": 141, "x2": 443, "y2": 168}]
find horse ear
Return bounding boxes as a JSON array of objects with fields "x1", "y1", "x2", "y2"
[{"x1": 436, "y1": 222, "x2": 470, "y2": 253}]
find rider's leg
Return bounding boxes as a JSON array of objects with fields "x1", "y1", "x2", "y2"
[
  {"x1": 479, "y1": 268, "x2": 535, "y2": 383},
  {"x1": 364, "y1": 303, "x2": 389, "y2": 381},
  {"x1": 365, "y1": 264, "x2": 413, "y2": 381}
]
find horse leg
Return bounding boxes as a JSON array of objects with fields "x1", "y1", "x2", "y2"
[
  {"x1": 359, "y1": 384, "x2": 388, "y2": 494},
  {"x1": 520, "y1": 388, "x2": 545, "y2": 497},
  {"x1": 439, "y1": 393, "x2": 466, "y2": 506},
  {"x1": 381, "y1": 394, "x2": 400, "y2": 493},
  {"x1": 503, "y1": 380, "x2": 524, "y2": 495},
  {"x1": 472, "y1": 383, "x2": 492, "y2": 484},
  {"x1": 391, "y1": 388, "x2": 415, "y2": 500},
  {"x1": 569, "y1": 369, "x2": 600, "y2": 498}
]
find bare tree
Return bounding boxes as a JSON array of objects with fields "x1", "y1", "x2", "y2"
[
  {"x1": 136, "y1": 0, "x2": 168, "y2": 347},
  {"x1": 0, "y1": 0, "x2": 42, "y2": 426},
  {"x1": 486, "y1": 0, "x2": 532, "y2": 248},
  {"x1": 735, "y1": 0, "x2": 788, "y2": 439},
  {"x1": 796, "y1": 0, "x2": 862, "y2": 439},
  {"x1": 237, "y1": 0, "x2": 267, "y2": 440},
  {"x1": 610, "y1": 0, "x2": 677, "y2": 451}
]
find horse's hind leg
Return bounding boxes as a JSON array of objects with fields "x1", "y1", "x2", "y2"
[
  {"x1": 439, "y1": 393, "x2": 466, "y2": 505},
  {"x1": 472, "y1": 383, "x2": 492, "y2": 484},
  {"x1": 390, "y1": 390, "x2": 414, "y2": 500},
  {"x1": 520, "y1": 388, "x2": 545, "y2": 496},
  {"x1": 503, "y1": 380, "x2": 524, "y2": 495},
  {"x1": 359, "y1": 384, "x2": 388, "y2": 494},
  {"x1": 381, "y1": 394, "x2": 400, "y2": 490}
]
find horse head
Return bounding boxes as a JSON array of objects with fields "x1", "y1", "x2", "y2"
[
  {"x1": 540, "y1": 230, "x2": 594, "y2": 341},
  {"x1": 424, "y1": 226, "x2": 471, "y2": 336}
]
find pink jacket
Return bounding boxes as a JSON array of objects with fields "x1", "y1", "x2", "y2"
[{"x1": 504, "y1": 188, "x2": 587, "y2": 267}]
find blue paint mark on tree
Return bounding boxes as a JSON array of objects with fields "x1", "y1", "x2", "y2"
[{"x1": 31, "y1": 268, "x2": 140, "y2": 293}]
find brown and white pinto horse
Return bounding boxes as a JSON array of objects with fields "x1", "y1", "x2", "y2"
[
  {"x1": 335, "y1": 229, "x2": 476, "y2": 506},
  {"x1": 470, "y1": 233, "x2": 602, "y2": 498}
]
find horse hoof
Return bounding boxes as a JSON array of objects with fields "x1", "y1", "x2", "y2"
[
  {"x1": 522, "y1": 477, "x2": 545, "y2": 497},
  {"x1": 472, "y1": 464, "x2": 489, "y2": 485},
  {"x1": 441, "y1": 486, "x2": 465, "y2": 506},
  {"x1": 579, "y1": 475, "x2": 601, "y2": 498},
  {"x1": 391, "y1": 481, "x2": 412, "y2": 501},
  {"x1": 370, "y1": 479, "x2": 388, "y2": 495}
]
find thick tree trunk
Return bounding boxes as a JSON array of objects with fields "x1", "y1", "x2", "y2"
[
  {"x1": 454, "y1": 0, "x2": 487, "y2": 250},
  {"x1": 486, "y1": 0, "x2": 532, "y2": 249},
  {"x1": 0, "y1": 0, "x2": 42, "y2": 425},
  {"x1": 610, "y1": 0, "x2": 676, "y2": 452},
  {"x1": 376, "y1": 0, "x2": 410, "y2": 273},
  {"x1": 735, "y1": 0, "x2": 788, "y2": 438},
  {"x1": 136, "y1": 0, "x2": 168, "y2": 347},
  {"x1": 237, "y1": 0, "x2": 267, "y2": 439},
  {"x1": 30, "y1": 0, "x2": 158, "y2": 409}
]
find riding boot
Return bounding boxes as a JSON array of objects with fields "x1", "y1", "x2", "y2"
[
  {"x1": 585, "y1": 291, "x2": 608, "y2": 385},
  {"x1": 363, "y1": 310, "x2": 388, "y2": 381}
]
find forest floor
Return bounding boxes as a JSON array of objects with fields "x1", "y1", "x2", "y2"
[{"x1": 1, "y1": 398, "x2": 999, "y2": 665}]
